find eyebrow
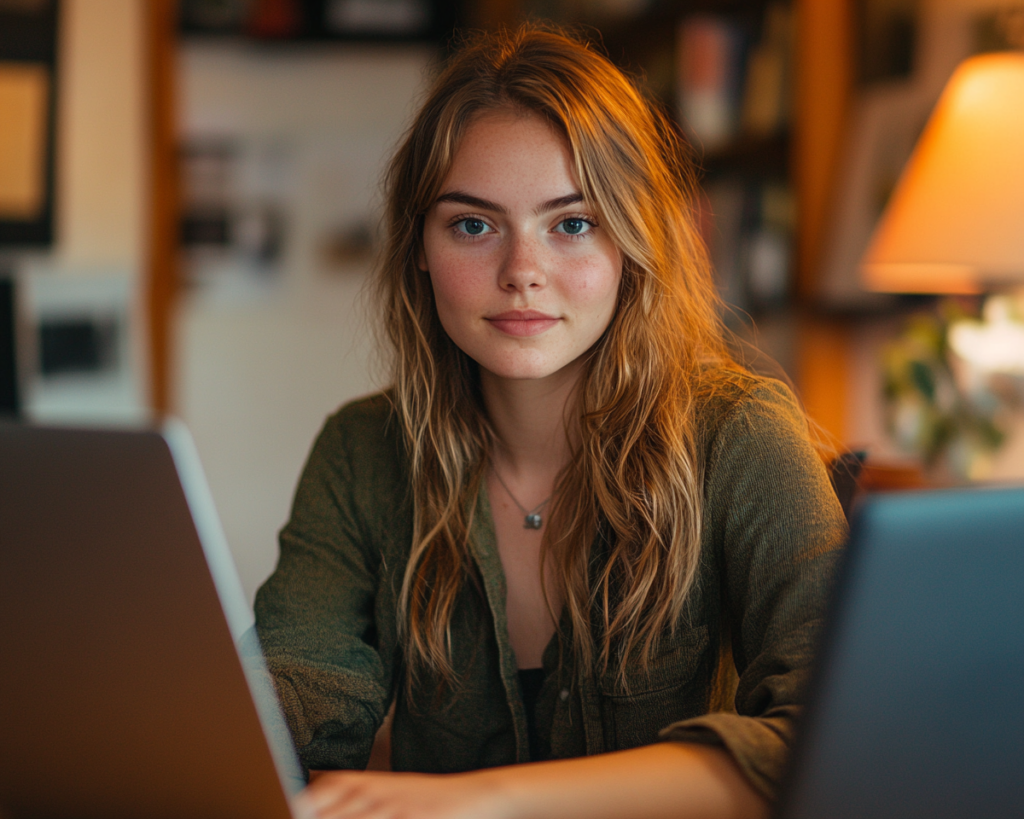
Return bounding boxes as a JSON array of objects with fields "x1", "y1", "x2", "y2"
[{"x1": 433, "y1": 190, "x2": 584, "y2": 216}]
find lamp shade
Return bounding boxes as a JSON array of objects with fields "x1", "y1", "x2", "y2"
[{"x1": 862, "y1": 52, "x2": 1024, "y2": 294}]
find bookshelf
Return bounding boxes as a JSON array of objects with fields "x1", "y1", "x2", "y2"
[
  {"x1": 603, "y1": 3, "x2": 797, "y2": 321},
  {"x1": 529, "y1": 0, "x2": 855, "y2": 438}
]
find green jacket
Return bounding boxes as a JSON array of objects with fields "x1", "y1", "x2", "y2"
[{"x1": 253, "y1": 375, "x2": 847, "y2": 801}]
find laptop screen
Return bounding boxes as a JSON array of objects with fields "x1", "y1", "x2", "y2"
[
  {"x1": 778, "y1": 485, "x2": 1024, "y2": 819},
  {"x1": 0, "y1": 423, "x2": 301, "y2": 819}
]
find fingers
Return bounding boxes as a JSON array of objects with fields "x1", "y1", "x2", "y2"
[
  {"x1": 293, "y1": 769, "x2": 498, "y2": 819},
  {"x1": 296, "y1": 772, "x2": 373, "y2": 819},
  {"x1": 297, "y1": 771, "x2": 416, "y2": 819}
]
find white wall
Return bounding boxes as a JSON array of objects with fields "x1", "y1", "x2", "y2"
[
  {"x1": 53, "y1": 0, "x2": 145, "y2": 269},
  {"x1": 177, "y1": 42, "x2": 433, "y2": 601},
  {"x1": 16, "y1": 0, "x2": 149, "y2": 423}
]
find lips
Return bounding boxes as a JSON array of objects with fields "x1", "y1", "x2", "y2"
[{"x1": 485, "y1": 309, "x2": 560, "y2": 337}]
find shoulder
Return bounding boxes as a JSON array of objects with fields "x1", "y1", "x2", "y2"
[
  {"x1": 695, "y1": 368, "x2": 808, "y2": 450},
  {"x1": 278, "y1": 390, "x2": 414, "y2": 572},
  {"x1": 695, "y1": 368, "x2": 840, "y2": 524},
  {"x1": 319, "y1": 390, "x2": 403, "y2": 460},
  {"x1": 295, "y1": 390, "x2": 409, "y2": 517}
]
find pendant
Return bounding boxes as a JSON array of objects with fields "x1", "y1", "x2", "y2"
[{"x1": 524, "y1": 513, "x2": 543, "y2": 530}]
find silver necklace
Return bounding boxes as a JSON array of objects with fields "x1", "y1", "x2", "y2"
[{"x1": 491, "y1": 467, "x2": 552, "y2": 530}]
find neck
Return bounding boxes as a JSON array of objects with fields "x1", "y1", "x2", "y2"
[{"x1": 480, "y1": 360, "x2": 582, "y2": 488}]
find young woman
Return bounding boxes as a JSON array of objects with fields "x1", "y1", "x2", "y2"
[{"x1": 254, "y1": 24, "x2": 846, "y2": 819}]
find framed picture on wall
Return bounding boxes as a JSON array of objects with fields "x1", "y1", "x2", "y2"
[
  {"x1": 0, "y1": 0, "x2": 59, "y2": 246},
  {"x1": 179, "y1": 0, "x2": 463, "y2": 44}
]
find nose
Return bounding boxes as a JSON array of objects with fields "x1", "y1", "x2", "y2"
[{"x1": 498, "y1": 232, "x2": 547, "y2": 292}]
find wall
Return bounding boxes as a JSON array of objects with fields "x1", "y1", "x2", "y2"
[
  {"x1": 54, "y1": 0, "x2": 145, "y2": 268},
  {"x1": 17, "y1": 0, "x2": 148, "y2": 422},
  {"x1": 176, "y1": 42, "x2": 433, "y2": 601}
]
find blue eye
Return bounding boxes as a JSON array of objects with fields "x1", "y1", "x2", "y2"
[
  {"x1": 557, "y1": 218, "x2": 591, "y2": 236},
  {"x1": 457, "y1": 218, "x2": 489, "y2": 236}
]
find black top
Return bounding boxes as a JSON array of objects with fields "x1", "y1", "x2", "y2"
[{"x1": 518, "y1": 668, "x2": 546, "y2": 761}]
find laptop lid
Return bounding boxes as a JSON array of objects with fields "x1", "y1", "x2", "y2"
[
  {"x1": 777, "y1": 485, "x2": 1024, "y2": 819},
  {"x1": 0, "y1": 422, "x2": 302, "y2": 819}
]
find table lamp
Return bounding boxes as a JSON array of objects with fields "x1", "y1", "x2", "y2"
[
  {"x1": 859, "y1": 52, "x2": 1024, "y2": 482},
  {"x1": 861, "y1": 52, "x2": 1024, "y2": 295}
]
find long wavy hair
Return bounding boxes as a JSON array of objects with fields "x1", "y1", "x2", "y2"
[{"x1": 376, "y1": 23, "x2": 742, "y2": 688}]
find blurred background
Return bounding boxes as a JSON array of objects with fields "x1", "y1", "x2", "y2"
[{"x1": 2, "y1": 0, "x2": 1022, "y2": 602}]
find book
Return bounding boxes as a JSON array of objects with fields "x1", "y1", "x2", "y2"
[{"x1": 677, "y1": 16, "x2": 745, "y2": 151}]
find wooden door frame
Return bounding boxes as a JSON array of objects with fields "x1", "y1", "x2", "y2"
[
  {"x1": 145, "y1": 0, "x2": 178, "y2": 418},
  {"x1": 794, "y1": 0, "x2": 855, "y2": 444}
]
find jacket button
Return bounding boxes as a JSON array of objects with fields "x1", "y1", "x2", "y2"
[{"x1": 559, "y1": 688, "x2": 570, "y2": 701}]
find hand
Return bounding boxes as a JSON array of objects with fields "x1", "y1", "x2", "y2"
[
  {"x1": 296, "y1": 744, "x2": 768, "y2": 819},
  {"x1": 295, "y1": 769, "x2": 509, "y2": 819}
]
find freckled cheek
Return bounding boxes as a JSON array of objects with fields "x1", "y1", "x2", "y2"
[
  {"x1": 428, "y1": 255, "x2": 492, "y2": 321},
  {"x1": 558, "y1": 257, "x2": 622, "y2": 313}
]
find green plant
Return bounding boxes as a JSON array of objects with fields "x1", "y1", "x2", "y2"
[{"x1": 881, "y1": 300, "x2": 1007, "y2": 479}]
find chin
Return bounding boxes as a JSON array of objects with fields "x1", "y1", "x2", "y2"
[{"x1": 477, "y1": 353, "x2": 581, "y2": 383}]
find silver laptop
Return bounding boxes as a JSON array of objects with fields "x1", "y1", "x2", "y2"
[
  {"x1": 0, "y1": 422, "x2": 303, "y2": 819},
  {"x1": 777, "y1": 484, "x2": 1024, "y2": 819}
]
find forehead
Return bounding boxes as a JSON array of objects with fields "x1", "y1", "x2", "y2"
[{"x1": 437, "y1": 109, "x2": 579, "y2": 198}]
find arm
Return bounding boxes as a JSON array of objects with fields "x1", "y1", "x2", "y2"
[
  {"x1": 255, "y1": 397, "x2": 406, "y2": 774},
  {"x1": 300, "y1": 744, "x2": 768, "y2": 819},
  {"x1": 661, "y1": 378, "x2": 848, "y2": 797}
]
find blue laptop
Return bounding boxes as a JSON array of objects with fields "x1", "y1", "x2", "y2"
[{"x1": 778, "y1": 484, "x2": 1024, "y2": 819}]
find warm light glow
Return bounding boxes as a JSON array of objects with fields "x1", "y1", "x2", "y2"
[
  {"x1": 949, "y1": 295, "x2": 1024, "y2": 375},
  {"x1": 862, "y1": 52, "x2": 1024, "y2": 293}
]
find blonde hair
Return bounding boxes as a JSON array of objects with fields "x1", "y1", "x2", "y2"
[{"x1": 376, "y1": 23, "x2": 742, "y2": 688}]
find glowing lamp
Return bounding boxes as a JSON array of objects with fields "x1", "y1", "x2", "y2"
[{"x1": 861, "y1": 52, "x2": 1024, "y2": 294}]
